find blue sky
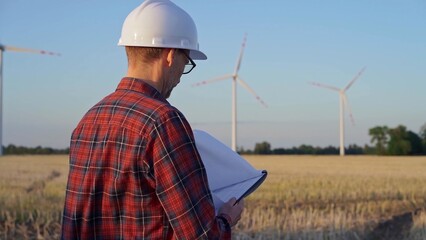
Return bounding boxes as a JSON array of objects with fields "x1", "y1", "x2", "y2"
[{"x1": 1, "y1": 0, "x2": 425, "y2": 150}]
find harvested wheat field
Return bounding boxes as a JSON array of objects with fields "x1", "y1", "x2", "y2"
[{"x1": 1, "y1": 155, "x2": 426, "y2": 239}]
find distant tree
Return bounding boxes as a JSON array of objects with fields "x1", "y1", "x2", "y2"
[
  {"x1": 272, "y1": 148, "x2": 287, "y2": 154},
  {"x1": 407, "y1": 131, "x2": 424, "y2": 155},
  {"x1": 317, "y1": 145, "x2": 339, "y2": 155},
  {"x1": 363, "y1": 144, "x2": 376, "y2": 155},
  {"x1": 369, "y1": 126, "x2": 389, "y2": 155},
  {"x1": 387, "y1": 125, "x2": 411, "y2": 155},
  {"x1": 237, "y1": 146, "x2": 252, "y2": 155},
  {"x1": 420, "y1": 123, "x2": 426, "y2": 153},
  {"x1": 346, "y1": 144, "x2": 364, "y2": 155},
  {"x1": 5, "y1": 144, "x2": 17, "y2": 154},
  {"x1": 298, "y1": 144, "x2": 316, "y2": 154},
  {"x1": 254, "y1": 141, "x2": 272, "y2": 155}
]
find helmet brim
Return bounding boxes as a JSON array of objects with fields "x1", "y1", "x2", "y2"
[{"x1": 190, "y1": 49, "x2": 207, "y2": 60}]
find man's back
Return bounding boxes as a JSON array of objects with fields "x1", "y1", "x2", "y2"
[{"x1": 62, "y1": 78, "x2": 216, "y2": 239}]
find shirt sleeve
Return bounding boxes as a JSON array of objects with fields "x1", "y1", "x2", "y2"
[{"x1": 149, "y1": 108, "x2": 231, "y2": 239}]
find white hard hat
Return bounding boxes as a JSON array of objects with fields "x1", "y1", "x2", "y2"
[{"x1": 118, "y1": 0, "x2": 207, "y2": 60}]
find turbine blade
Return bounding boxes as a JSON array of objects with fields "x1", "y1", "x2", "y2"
[
  {"x1": 344, "y1": 66, "x2": 366, "y2": 91},
  {"x1": 342, "y1": 93, "x2": 355, "y2": 126},
  {"x1": 4, "y1": 45, "x2": 61, "y2": 56},
  {"x1": 233, "y1": 33, "x2": 247, "y2": 75},
  {"x1": 309, "y1": 82, "x2": 341, "y2": 92},
  {"x1": 192, "y1": 74, "x2": 233, "y2": 87},
  {"x1": 236, "y1": 77, "x2": 268, "y2": 108}
]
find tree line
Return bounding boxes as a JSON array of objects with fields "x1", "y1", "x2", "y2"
[
  {"x1": 239, "y1": 123, "x2": 426, "y2": 156},
  {"x1": 2, "y1": 123, "x2": 425, "y2": 156},
  {"x1": 2, "y1": 144, "x2": 69, "y2": 155}
]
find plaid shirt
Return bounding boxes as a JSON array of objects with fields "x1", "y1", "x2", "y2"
[{"x1": 62, "y1": 77, "x2": 231, "y2": 239}]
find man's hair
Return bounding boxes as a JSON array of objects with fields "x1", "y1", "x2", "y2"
[{"x1": 125, "y1": 46, "x2": 164, "y2": 65}]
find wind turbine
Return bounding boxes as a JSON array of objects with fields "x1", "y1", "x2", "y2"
[
  {"x1": 309, "y1": 67, "x2": 366, "y2": 156},
  {"x1": 0, "y1": 44, "x2": 60, "y2": 156},
  {"x1": 192, "y1": 34, "x2": 267, "y2": 152}
]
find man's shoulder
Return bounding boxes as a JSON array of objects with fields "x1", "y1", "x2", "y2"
[
  {"x1": 83, "y1": 91, "x2": 185, "y2": 128},
  {"x1": 116, "y1": 91, "x2": 183, "y2": 120}
]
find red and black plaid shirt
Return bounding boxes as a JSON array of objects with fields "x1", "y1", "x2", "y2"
[{"x1": 62, "y1": 77, "x2": 230, "y2": 239}]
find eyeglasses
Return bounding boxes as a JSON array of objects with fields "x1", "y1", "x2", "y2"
[{"x1": 180, "y1": 50, "x2": 196, "y2": 74}]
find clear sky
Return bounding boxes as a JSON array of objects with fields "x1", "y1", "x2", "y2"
[{"x1": 1, "y1": 0, "x2": 425, "y2": 150}]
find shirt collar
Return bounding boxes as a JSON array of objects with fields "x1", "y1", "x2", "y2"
[{"x1": 116, "y1": 77, "x2": 167, "y2": 103}]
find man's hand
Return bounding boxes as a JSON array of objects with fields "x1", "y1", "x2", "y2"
[{"x1": 217, "y1": 197, "x2": 244, "y2": 227}]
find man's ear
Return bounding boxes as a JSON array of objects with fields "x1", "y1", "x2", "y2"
[{"x1": 164, "y1": 48, "x2": 176, "y2": 67}]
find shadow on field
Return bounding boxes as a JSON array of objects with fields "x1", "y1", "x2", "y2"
[{"x1": 368, "y1": 208, "x2": 422, "y2": 240}]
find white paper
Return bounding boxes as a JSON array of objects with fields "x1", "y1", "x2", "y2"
[{"x1": 193, "y1": 130, "x2": 267, "y2": 213}]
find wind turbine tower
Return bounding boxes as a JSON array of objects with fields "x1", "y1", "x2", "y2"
[
  {"x1": 309, "y1": 67, "x2": 366, "y2": 156},
  {"x1": 0, "y1": 44, "x2": 60, "y2": 156},
  {"x1": 193, "y1": 34, "x2": 267, "y2": 152}
]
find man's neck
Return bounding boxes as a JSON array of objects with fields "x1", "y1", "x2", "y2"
[{"x1": 126, "y1": 66, "x2": 163, "y2": 94}]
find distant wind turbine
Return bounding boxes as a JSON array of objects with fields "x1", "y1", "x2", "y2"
[
  {"x1": 192, "y1": 34, "x2": 267, "y2": 152},
  {"x1": 309, "y1": 67, "x2": 366, "y2": 156},
  {"x1": 0, "y1": 44, "x2": 60, "y2": 156}
]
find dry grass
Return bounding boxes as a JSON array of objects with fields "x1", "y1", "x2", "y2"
[
  {"x1": 0, "y1": 155, "x2": 68, "y2": 239},
  {"x1": 234, "y1": 155, "x2": 426, "y2": 239},
  {"x1": 1, "y1": 155, "x2": 426, "y2": 239}
]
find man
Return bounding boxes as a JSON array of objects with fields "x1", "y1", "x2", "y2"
[{"x1": 61, "y1": 0, "x2": 244, "y2": 239}]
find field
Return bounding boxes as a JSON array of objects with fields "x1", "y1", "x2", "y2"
[{"x1": 1, "y1": 155, "x2": 426, "y2": 239}]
